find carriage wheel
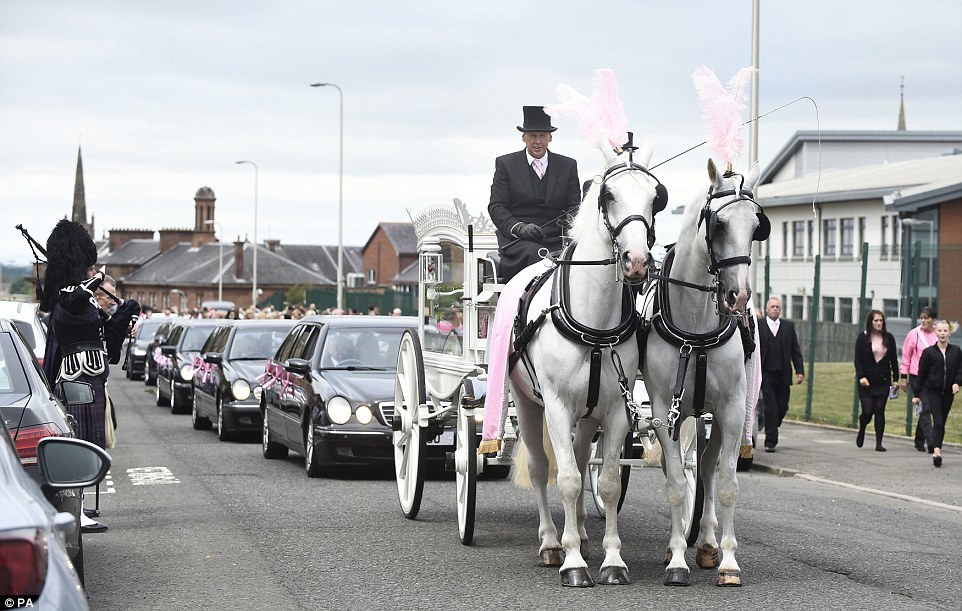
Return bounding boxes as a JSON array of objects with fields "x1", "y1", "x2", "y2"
[
  {"x1": 393, "y1": 330, "x2": 427, "y2": 519},
  {"x1": 455, "y1": 405, "x2": 478, "y2": 545},
  {"x1": 588, "y1": 431, "x2": 632, "y2": 517},
  {"x1": 677, "y1": 416, "x2": 706, "y2": 546}
]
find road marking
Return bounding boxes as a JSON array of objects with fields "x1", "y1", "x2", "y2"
[
  {"x1": 127, "y1": 466, "x2": 181, "y2": 485},
  {"x1": 795, "y1": 473, "x2": 962, "y2": 513},
  {"x1": 99, "y1": 471, "x2": 115, "y2": 494}
]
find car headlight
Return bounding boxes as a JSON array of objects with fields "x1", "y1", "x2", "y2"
[
  {"x1": 252, "y1": 385, "x2": 263, "y2": 401},
  {"x1": 133, "y1": 347, "x2": 147, "y2": 356},
  {"x1": 327, "y1": 396, "x2": 352, "y2": 425},
  {"x1": 232, "y1": 379, "x2": 252, "y2": 401},
  {"x1": 179, "y1": 364, "x2": 194, "y2": 381},
  {"x1": 355, "y1": 404, "x2": 373, "y2": 425}
]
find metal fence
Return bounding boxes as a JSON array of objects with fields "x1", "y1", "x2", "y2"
[{"x1": 261, "y1": 287, "x2": 417, "y2": 316}]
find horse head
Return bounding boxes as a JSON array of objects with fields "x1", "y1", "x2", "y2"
[
  {"x1": 701, "y1": 159, "x2": 768, "y2": 315},
  {"x1": 576, "y1": 143, "x2": 666, "y2": 283}
]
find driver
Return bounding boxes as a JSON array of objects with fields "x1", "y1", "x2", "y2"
[
  {"x1": 327, "y1": 335, "x2": 356, "y2": 366},
  {"x1": 488, "y1": 106, "x2": 581, "y2": 282}
]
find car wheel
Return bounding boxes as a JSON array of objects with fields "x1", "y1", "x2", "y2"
[
  {"x1": 304, "y1": 416, "x2": 325, "y2": 478},
  {"x1": 146, "y1": 364, "x2": 157, "y2": 386},
  {"x1": 155, "y1": 379, "x2": 165, "y2": 406},
  {"x1": 192, "y1": 395, "x2": 212, "y2": 430},
  {"x1": 262, "y1": 410, "x2": 288, "y2": 459},
  {"x1": 169, "y1": 381, "x2": 179, "y2": 413},
  {"x1": 216, "y1": 396, "x2": 234, "y2": 442}
]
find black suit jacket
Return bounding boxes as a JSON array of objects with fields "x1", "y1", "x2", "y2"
[
  {"x1": 758, "y1": 317, "x2": 805, "y2": 387},
  {"x1": 488, "y1": 149, "x2": 581, "y2": 241}
]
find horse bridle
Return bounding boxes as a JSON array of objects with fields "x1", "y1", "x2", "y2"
[
  {"x1": 698, "y1": 172, "x2": 770, "y2": 276},
  {"x1": 597, "y1": 161, "x2": 667, "y2": 252}
]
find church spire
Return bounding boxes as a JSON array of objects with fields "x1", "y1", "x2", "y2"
[
  {"x1": 897, "y1": 76, "x2": 906, "y2": 131},
  {"x1": 71, "y1": 146, "x2": 94, "y2": 237}
]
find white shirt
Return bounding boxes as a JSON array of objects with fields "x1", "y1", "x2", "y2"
[
  {"x1": 767, "y1": 317, "x2": 780, "y2": 336},
  {"x1": 526, "y1": 150, "x2": 548, "y2": 174}
]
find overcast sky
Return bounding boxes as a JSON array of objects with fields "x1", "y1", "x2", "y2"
[{"x1": 1, "y1": 1, "x2": 959, "y2": 266}]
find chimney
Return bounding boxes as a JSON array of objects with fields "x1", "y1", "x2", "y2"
[
  {"x1": 233, "y1": 238, "x2": 245, "y2": 279},
  {"x1": 265, "y1": 239, "x2": 280, "y2": 253}
]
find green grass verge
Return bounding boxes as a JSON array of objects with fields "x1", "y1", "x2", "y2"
[{"x1": 786, "y1": 362, "x2": 962, "y2": 445}]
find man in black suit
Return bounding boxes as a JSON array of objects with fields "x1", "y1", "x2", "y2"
[
  {"x1": 758, "y1": 297, "x2": 805, "y2": 452},
  {"x1": 488, "y1": 106, "x2": 581, "y2": 282}
]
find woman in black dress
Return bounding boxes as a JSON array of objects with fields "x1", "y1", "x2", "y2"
[
  {"x1": 853, "y1": 310, "x2": 899, "y2": 451},
  {"x1": 912, "y1": 320, "x2": 962, "y2": 467}
]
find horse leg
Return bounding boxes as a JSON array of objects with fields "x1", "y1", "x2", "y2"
[
  {"x1": 572, "y1": 421, "x2": 596, "y2": 559},
  {"x1": 514, "y1": 394, "x2": 563, "y2": 568},
  {"x1": 655, "y1": 424, "x2": 692, "y2": 586},
  {"x1": 714, "y1": 414, "x2": 744, "y2": 587},
  {"x1": 542, "y1": 394, "x2": 593, "y2": 587},
  {"x1": 596, "y1": 411, "x2": 631, "y2": 585},
  {"x1": 696, "y1": 417, "x2": 721, "y2": 570}
]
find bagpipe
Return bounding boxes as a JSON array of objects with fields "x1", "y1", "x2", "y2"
[{"x1": 15, "y1": 223, "x2": 121, "y2": 305}]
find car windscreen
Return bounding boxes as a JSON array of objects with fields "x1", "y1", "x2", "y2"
[
  {"x1": 182, "y1": 326, "x2": 218, "y2": 352},
  {"x1": 136, "y1": 319, "x2": 166, "y2": 339},
  {"x1": 8, "y1": 320, "x2": 36, "y2": 351},
  {"x1": 228, "y1": 327, "x2": 290, "y2": 360},
  {"x1": 321, "y1": 327, "x2": 405, "y2": 369},
  {"x1": 0, "y1": 333, "x2": 30, "y2": 397}
]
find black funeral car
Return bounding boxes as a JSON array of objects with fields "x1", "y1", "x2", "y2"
[
  {"x1": 191, "y1": 319, "x2": 295, "y2": 440},
  {"x1": 260, "y1": 315, "x2": 453, "y2": 477},
  {"x1": 124, "y1": 317, "x2": 168, "y2": 381},
  {"x1": 155, "y1": 319, "x2": 230, "y2": 413},
  {"x1": 144, "y1": 319, "x2": 175, "y2": 386}
]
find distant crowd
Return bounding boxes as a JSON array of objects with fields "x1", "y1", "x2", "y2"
[{"x1": 140, "y1": 303, "x2": 404, "y2": 321}]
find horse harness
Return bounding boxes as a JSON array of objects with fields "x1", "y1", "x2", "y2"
[{"x1": 507, "y1": 159, "x2": 666, "y2": 420}]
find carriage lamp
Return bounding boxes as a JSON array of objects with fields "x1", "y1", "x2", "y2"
[
  {"x1": 232, "y1": 379, "x2": 252, "y2": 401},
  {"x1": 328, "y1": 396, "x2": 352, "y2": 425},
  {"x1": 355, "y1": 404, "x2": 373, "y2": 425},
  {"x1": 179, "y1": 364, "x2": 194, "y2": 381}
]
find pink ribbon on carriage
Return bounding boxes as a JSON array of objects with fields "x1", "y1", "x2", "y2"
[
  {"x1": 153, "y1": 347, "x2": 171, "y2": 370},
  {"x1": 479, "y1": 259, "x2": 554, "y2": 454}
]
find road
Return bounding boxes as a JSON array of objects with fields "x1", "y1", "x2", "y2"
[{"x1": 84, "y1": 371, "x2": 962, "y2": 610}]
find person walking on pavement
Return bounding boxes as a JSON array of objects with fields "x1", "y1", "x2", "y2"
[
  {"x1": 488, "y1": 105, "x2": 581, "y2": 283},
  {"x1": 912, "y1": 320, "x2": 961, "y2": 468},
  {"x1": 853, "y1": 310, "x2": 899, "y2": 451},
  {"x1": 758, "y1": 297, "x2": 805, "y2": 452},
  {"x1": 899, "y1": 306, "x2": 938, "y2": 451}
]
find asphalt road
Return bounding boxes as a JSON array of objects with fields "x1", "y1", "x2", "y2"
[{"x1": 83, "y1": 370, "x2": 962, "y2": 610}]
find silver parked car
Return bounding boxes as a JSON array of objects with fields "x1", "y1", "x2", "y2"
[{"x1": 0, "y1": 414, "x2": 111, "y2": 608}]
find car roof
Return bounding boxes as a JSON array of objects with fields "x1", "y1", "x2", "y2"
[
  {"x1": 231, "y1": 319, "x2": 298, "y2": 328},
  {"x1": 299, "y1": 315, "x2": 417, "y2": 328}
]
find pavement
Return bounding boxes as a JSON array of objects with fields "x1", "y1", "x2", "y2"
[{"x1": 747, "y1": 419, "x2": 961, "y2": 509}]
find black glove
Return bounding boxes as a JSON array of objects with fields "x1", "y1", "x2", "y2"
[
  {"x1": 516, "y1": 223, "x2": 546, "y2": 242},
  {"x1": 115, "y1": 298, "x2": 142, "y2": 319}
]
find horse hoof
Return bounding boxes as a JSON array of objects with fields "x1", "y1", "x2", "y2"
[
  {"x1": 663, "y1": 568, "x2": 690, "y2": 586},
  {"x1": 539, "y1": 548, "x2": 564, "y2": 567},
  {"x1": 716, "y1": 568, "x2": 742, "y2": 587},
  {"x1": 696, "y1": 544, "x2": 720, "y2": 569},
  {"x1": 598, "y1": 566, "x2": 631, "y2": 585},
  {"x1": 561, "y1": 567, "x2": 595, "y2": 588}
]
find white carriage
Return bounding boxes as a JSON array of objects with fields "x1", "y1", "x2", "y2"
[{"x1": 392, "y1": 198, "x2": 706, "y2": 547}]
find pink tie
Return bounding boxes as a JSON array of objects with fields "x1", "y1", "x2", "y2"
[{"x1": 533, "y1": 158, "x2": 544, "y2": 179}]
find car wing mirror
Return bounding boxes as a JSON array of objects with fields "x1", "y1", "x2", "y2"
[
  {"x1": 284, "y1": 358, "x2": 311, "y2": 376},
  {"x1": 59, "y1": 380, "x2": 94, "y2": 405},
  {"x1": 37, "y1": 437, "x2": 111, "y2": 490},
  {"x1": 161, "y1": 346, "x2": 177, "y2": 356},
  {"x1": 204, "y1": 352, "x2": 223, "y2": 364}
]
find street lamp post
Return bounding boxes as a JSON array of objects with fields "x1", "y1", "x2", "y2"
[
  {"x1": 235, "y1": 160, "x2": 259, "y2": 308},
  {"x1": 310, "y1": 82, "x2": 344, "y2": 311},
  {"x1": 203, "y1": 220, "x2": 224, "y2": 302},
  {"x1": 902, "y1": 218, "x2": 936, "y2": 306}
]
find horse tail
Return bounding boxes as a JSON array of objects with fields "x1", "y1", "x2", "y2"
[
  {"x1": 510, "y1": 419, "x2": 558, "y2": 488},
  {"x1": 644, "y1": 437, "x2": 663, "y2": 466}
]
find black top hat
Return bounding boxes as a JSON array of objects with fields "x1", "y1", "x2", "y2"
[{"x1": 517, "y1": 106, "x2": 557, "y2": 132}]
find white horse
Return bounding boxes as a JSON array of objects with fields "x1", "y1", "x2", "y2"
[
  {"x1": 510, "y1": 144, "x2": 665, "y2": 587},
  {"x1": 643, "y1": 159, "x2": 768, "y2": 587}
]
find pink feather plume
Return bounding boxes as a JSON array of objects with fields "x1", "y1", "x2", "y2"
[
  {"x1": 545, "y1": 68, "x2": 628, "y2": 150},
  {"x1": 692, "y1": 66, "x2": 753, "y2": 166}
]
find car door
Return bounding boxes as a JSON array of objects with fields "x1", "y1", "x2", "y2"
[
  {"x1": 158, "y1": 324, "x2": 184, "y2": 394},
  {"x1": 281, "y1": 324, "x2": 320, "y2": 444},
  {"x1": 265, "y1": 324, "x2": 304, "y2": 446},
  {"x1": 197, "y1": 326, "x2": 230, "y2": 419}
]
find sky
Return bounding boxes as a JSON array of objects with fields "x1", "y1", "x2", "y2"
[{"x1": 1, "y1": 1, "x2": 960, "y2": 266}]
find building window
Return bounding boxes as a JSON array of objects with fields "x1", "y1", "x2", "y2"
[
  {"x1": 807, "y1": 220, "x2": 814, "y2": 258},
  {"x1": 840, "y1": 218, "x2": 854, "y2": 257},
  {"x1": 881, "y1": 216, "x2": 889, "y2": 256},
  {"x1": 782, "y1": 222, "x2": 788, "y2": 258},
  {"x1": 791, "y1": 295, "x2": 804, "y2": 320},
  {"x1": 792, "y1": 221, "x2": 804, "y2": 257},
  {"x1": 806, "y1": 296, "x2": 814, "y2": 320},
  {"x1": 892, "y1": 216, "x2": 900, "y2": 254},
  {"x1": 839, "y1": 297, "x2": 853, "y2": 323},
  {"x1": 822, "y1": 296, "x2": 836, "y2": 323},
  {"x1": 367, "y1": 268, "x2": 377, "y2": 284},
  {"x1": 882, "y1": 299, "x2": 899, "y2": 318},
  {"x1": 823, "y1": 219, "x2": 837, "y2": 256}
]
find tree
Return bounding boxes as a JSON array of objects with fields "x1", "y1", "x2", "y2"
[
  {"x1": 286, "y1": 284, "x2": 307, "y2": 307},
  {"x1": 9, "y1": 276, "x2": 35, "y2": 296}
]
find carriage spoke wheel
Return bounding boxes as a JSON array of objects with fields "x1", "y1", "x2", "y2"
[
  {"x1": 589, "y1": 431, "x2": 632, "y2": 517},
  {"x1": 393, "y1": 330, "x2": 427, "y2": 519},
  {"x1": 678, "y1": 416, "x2": 706, "y2": 546},
  {"x1": 455, "y1": 402, "x2": 478, "y2": 545}
]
